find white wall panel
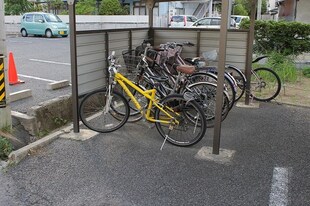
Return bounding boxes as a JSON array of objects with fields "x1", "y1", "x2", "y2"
[{"x1": 76, "y1": 28, "x2": 249, "y2": 96}]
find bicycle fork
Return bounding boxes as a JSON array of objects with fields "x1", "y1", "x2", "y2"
[{"x1": 104, "y1": 84, "x2": 113, "y2": 115}]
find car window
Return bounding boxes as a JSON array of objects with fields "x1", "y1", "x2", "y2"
[
  {"x1": 233, "y1": 17, "x2": 241, "y2": 23},
  {"x1": 171, "y1": 16, "x2": 184, "y2": 22},
  {"x1": 25, "y1": 14, "x2": 33, "y2": 22},
  {"x1": 44, "y1": 14, "x2": 62, "y2": 23},
  {"x1": 34, "y1": 14, "x2": 44, "y2": 23},
  {"x1": 211, "y1": 19, "x2": 221, "y2": 25},
  {"x1": 187, "y1": 16, "x2": 196, "y2": 22},
  {"x1": 198, "y1": 18, "x2": 212, "y2": 26}
]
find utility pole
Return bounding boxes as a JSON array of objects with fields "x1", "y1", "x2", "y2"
[{"x1": 0, "y1": 1, "x2": 12, "y2": 129}]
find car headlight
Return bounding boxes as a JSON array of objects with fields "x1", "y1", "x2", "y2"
[{"x1": 52, "y1": 25, "x2": 58, "y2": 29}]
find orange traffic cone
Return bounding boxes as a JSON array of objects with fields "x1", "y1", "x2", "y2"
[{"x1": 8, "y1": 52, "x2": 24, "y2": 85}]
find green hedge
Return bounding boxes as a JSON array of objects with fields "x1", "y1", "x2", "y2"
[{"x1": 240, "y1": 20, "x2": 310, "y2": 56}]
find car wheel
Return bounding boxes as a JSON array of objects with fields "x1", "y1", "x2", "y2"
[
  {"x1": 45, "y1": 29, "x2": 53, "y2": 38},
  {"x1": 62, "y1": 35, "x2": 68, "y2": 38},
  {"x1": 21, "y1": 29, "x2": 28, "y2": 37}
]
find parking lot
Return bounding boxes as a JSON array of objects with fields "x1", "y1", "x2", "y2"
[
  {"x1": 1, "y1": 102, "x2": 310, "y2": 205},
  {"x1": 7, "y1": 36, "x2": 71, "y2": 113}
]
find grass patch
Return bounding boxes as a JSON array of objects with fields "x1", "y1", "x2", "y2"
[
  {"x1": 302, "y1": 67, "x2": 310, "y2": 78},
  {"x1": 0, "y1": 136, "x2": 13, "y2": 161},
  {"x1": 264, "y1": 52, "x2": 298, "y2": 83}
]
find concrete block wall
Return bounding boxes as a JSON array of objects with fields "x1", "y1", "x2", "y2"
[
  {"x1": 4, "y1": 15, "x2": 167, "y2": 34},
  {"x1": 27, "y1": 95, "x2": 72, "y2": 135}
]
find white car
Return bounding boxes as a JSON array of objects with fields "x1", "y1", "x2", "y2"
[
  {"x1": 231, "y1": 15, "x2": 250, "y2": 28},
  {"x1": 190, "y1": 17, "x2": 236, "y2": 29},
  {"x1": 169, "y1": 15, "x2": 198, "y2": 28}
]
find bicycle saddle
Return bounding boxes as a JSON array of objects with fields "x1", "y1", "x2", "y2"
[{"x1": 176, "y1": 65, "x2": 196, "y2": 74}]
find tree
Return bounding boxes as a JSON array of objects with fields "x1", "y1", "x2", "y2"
[
  {"x1": 46, "y1": 0, "x2": 64, "y2": 14},
  {"x1": 76, "y1": 0, "x2": 96, "y2": 15},
  {"x1": 99, "y1": 0, "x2": 128, "y2": 15},
  {"x1": 234, "y1": 0, "x2": 267, "y2": 15},
  {"x1": 233, "y1": 3, "x2": 248, "y2": 15},
  {"x1": 4, "y1": 0, "x2": 34, "y2": 15}
]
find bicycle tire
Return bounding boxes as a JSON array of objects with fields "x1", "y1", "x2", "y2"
[
  {"x1": 225, "y1": 65, "x2": 246, "y2": 102},
  {"x1": 190, "y1": 72, "x2": 236, "y2": 111},
  {"x1": 79, "y1": 89, "x2": 130, "y2": 133},
  {"x1": 154, "y1": 94, "x2": 207, "y2": 147},
  {"x1": 187, "y1": 82, "x2": 230, "y2": 128},
  {"x1": 251, "y1": 67, "x2": 281, "y2": 102}
]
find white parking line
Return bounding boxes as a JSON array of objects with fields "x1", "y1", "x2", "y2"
[
  {"x1": 18, "y1": 74, "x2": 57, "y2": 83},
  {"x1": 269, "y1": 167, "x2": 290, "y2": 206},
  {"x1": 29, "y1": 59, "x2": 70, "y2": 66}
]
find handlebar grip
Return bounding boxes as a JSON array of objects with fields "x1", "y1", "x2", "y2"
[{"x1": 187, "y1": 42, "x2": 195, "y2": 46}]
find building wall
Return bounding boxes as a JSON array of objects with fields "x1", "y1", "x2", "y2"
[{"x1": 296, "y1": 0, "x2": 310, "y2": 23}]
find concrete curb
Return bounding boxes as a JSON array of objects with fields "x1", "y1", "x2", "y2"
[
  {"x1": 10, "y1": 89, "x2": 32, "y2": 102},
  {"x1": 47, "y1": 80, "x2": 70, "y2": 90},
  {"x1": 8, "y1": 129, "x2": 64, "y2": 165},
  {"x1": 5, "y1": 119, "x2": 98, "y2": 166},
  {"x1": 271, "y1": 100, "x2": 310, "y2": 109},
  {"x1": 11, "y1": 111, "x2": 37, "y2": 136}
]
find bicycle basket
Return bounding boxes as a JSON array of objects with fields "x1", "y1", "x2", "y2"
[
  {"x1": 122, "y1": 49, "x2": 141, "y2": 72},
  {"x1": 146, "y1": 49, "x2": 159, "y2": 68},
  {"x1": 202, "y1": 50, "x2": 218, "y2": 61}
]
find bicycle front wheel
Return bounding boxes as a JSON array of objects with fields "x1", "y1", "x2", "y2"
[
  {"x1": 251, "y1": 67, "x2": 281, "y2": 102},
  {"x1": 155, "y1": 94, "x2": 207, "y2": 147},
  {"x1": 79, "y1": 89, "x2": 130, "y2": 133}
]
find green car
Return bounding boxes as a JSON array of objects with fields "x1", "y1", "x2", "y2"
[{"x1": 20, "y1": 12, "x2": 69, "y2": 38}]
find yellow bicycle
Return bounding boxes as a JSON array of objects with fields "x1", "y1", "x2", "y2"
[{"x1": 79, "y1": 51, "x2": 207, "y2": 147}]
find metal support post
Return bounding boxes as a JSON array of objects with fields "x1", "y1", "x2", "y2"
[
  {"x1": 245, "y1": 0, "x2": 257, "y2": 105},
  {"x1": 212, "y1": 0, "x2": 230, "y2": 154},
  {"x1": 68, "y1": 0, "x2": 79, "y2": 133}
]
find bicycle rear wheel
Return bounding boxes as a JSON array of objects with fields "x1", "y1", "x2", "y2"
[
  {"x1": 190, "y1": 72, "x2": 236, "y2": 111},
  {"x1": 187, "y1": 82, "x2": 230, "y2": 128},
  {"x1": 251, "y1": 67, "x2": 281, "y2": 102},
  {"x1": 79, "y1": 89, "x2": 130, "y2": 133},
  {"x1": 155, "y1": 94, "x2": 207, "y2": 147},
  {"x1": 225, "y1": 65, "x2": 246, "y2": 102}
]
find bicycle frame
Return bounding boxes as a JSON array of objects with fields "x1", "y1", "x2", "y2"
[{"x1": 113, "y1": 72, "x2": 179, "y2": 124}]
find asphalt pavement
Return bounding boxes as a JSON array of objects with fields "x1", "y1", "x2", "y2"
[{"x1": 0, "y1": 102, "x2": 310, "y2": 206}]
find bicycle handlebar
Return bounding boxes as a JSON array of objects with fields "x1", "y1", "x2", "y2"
[{"x1": 160, "y1": 41, "x2": 195, "y2": 49}]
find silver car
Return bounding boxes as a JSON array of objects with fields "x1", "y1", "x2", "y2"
[{"x1": 191, "y1": 17, "x2": 236, "y2": 29}]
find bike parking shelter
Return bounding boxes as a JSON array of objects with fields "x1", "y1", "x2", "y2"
[{"x1": 67, "y1": 0, "x2": 258, "y2": 154}]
